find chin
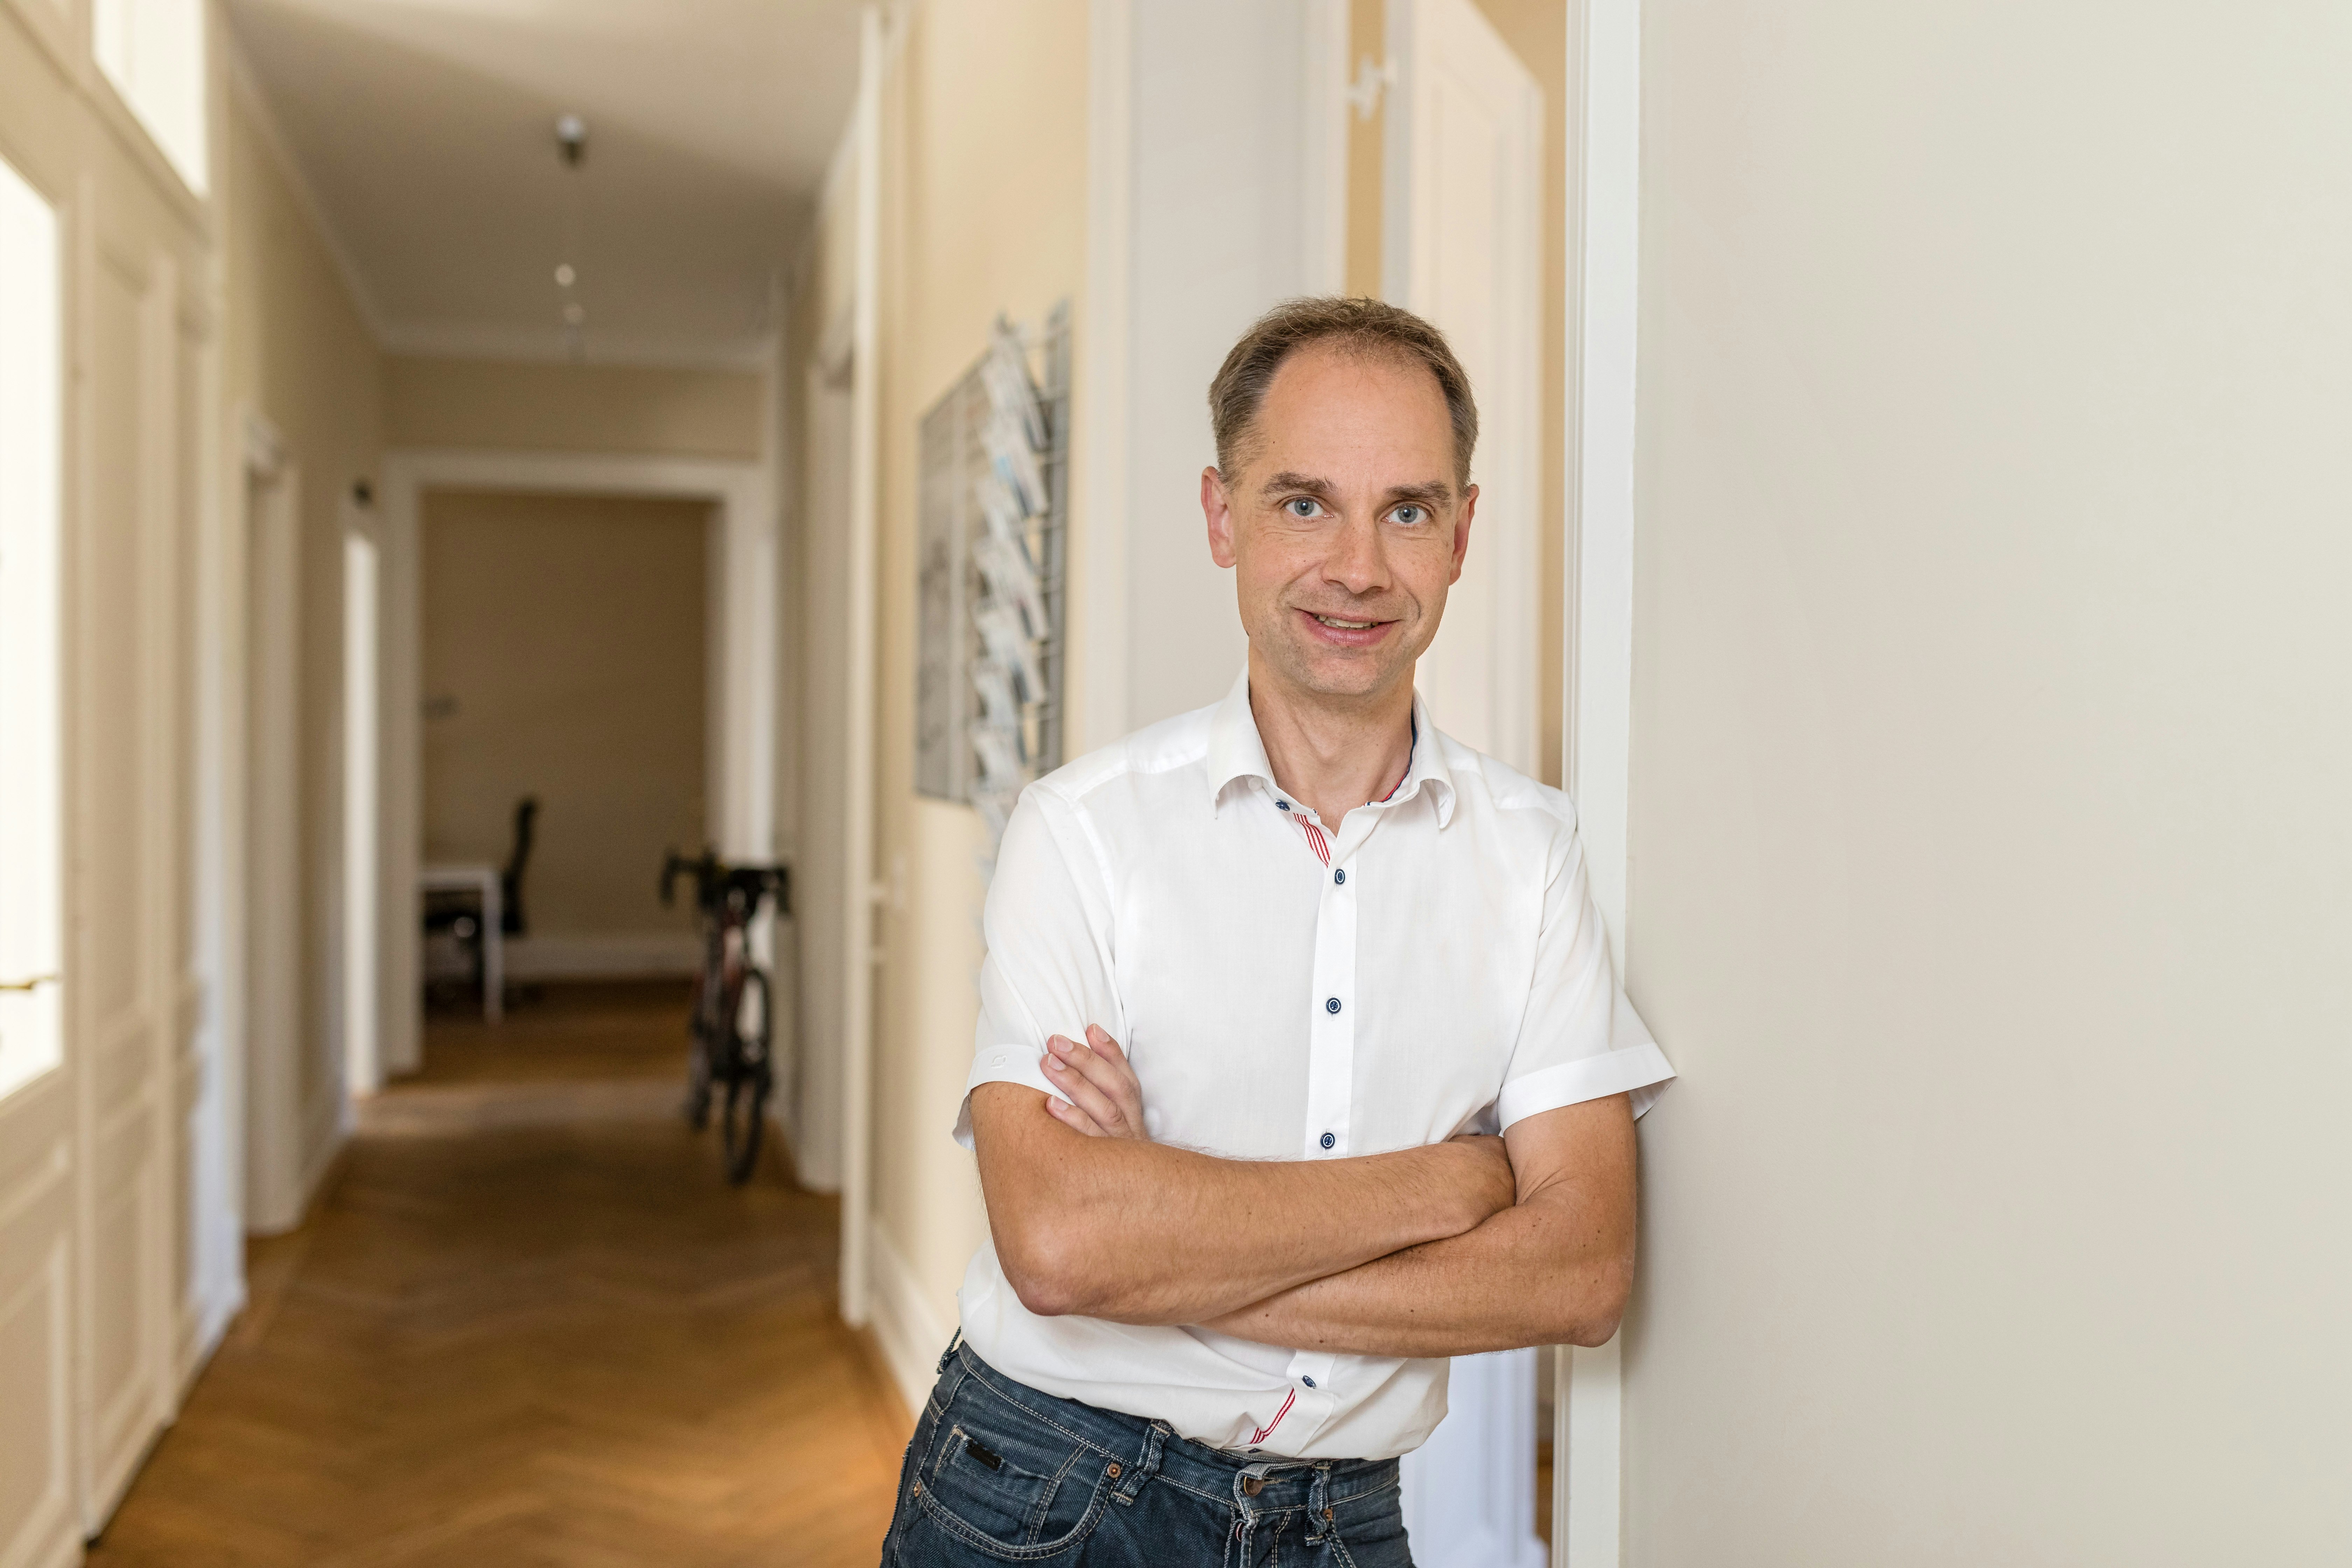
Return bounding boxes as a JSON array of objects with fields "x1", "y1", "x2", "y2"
[{"x1": 1281, "y1": 646, "x2": 1399, "y2": 700}]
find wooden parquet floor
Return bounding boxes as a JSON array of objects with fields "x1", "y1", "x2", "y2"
[{"x1": 91, "y1": 983, "x2": 911, "y2": 1568}]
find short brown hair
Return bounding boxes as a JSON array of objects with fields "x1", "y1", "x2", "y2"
[{"x1": 1207, "y1": 296, "x2": 1478, "y2": 491}]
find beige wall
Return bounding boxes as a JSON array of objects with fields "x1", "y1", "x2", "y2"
[
  {"x1": 866, "y1": 0, "x2": 1091, "y2": 1342},
  {"x1": 1347, "y1": 0, "x2": 1567, "y2": 786},
  {"x1": 1623, "y1": 5, "x2": 2352, "y2": 1560},
  {"x1": 385, "y1": 355, "x2": 765, "y2": 459},
  {"x1": 220, "y1": 70, "x2": 385, "y2": 1198},
  {"x1": 421, "y1": 491, "x2": 707, "y2": 941}
]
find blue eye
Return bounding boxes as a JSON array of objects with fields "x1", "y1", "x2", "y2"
[
  {"x1": 1393, "y1": 505, "x2": 1425, "y2": 525},
  {"x1": 1287, "y1": 498, "x2": 1318, "y2": 518}
]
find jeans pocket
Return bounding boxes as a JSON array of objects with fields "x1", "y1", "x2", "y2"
[
  {"x1": 914, "y1": 1382, "x2": 1114, "y2": 1560},
  {"x1": 1323, "y1": 1471, "x2": 1413, "y2": 1568}
]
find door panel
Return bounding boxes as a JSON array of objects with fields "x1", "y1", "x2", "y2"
[
  {"x1": 74, "y1": 227, "x2": 175, "y2": 1534},
  {"x1": 1388, "y1": 0, "x2": 1544, "y2": 777},
  {"x1": 0, "y1": 1151, "x2": 74, "y2": 1568},
  {"x1": 1384, "y1": 2, "x2": 1547, "y2": 1564},
  {"x1": 0, "y1": 142, "x2": 76, "y2": 1568}
]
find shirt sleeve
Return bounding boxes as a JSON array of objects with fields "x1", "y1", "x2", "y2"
[
  {"x1": 952, "y1": 785, "x2": 1126, "y2": 1150},
  {"x1": 1492, "y1": 817, "x2": 1676, "y2": 1131}
]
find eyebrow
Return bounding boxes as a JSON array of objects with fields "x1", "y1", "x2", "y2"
[{"x1": 1260, "y1": 470, "x2": 1456, "y2": 509}]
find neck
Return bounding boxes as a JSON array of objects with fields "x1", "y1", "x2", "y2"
[{"x1": 1245, "y1": 648, "x2": 1416, "y2": 827}]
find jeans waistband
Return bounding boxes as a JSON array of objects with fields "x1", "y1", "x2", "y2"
[{"x1": 945, "y1": 1339, "x2": 1400, "y2": 1517}]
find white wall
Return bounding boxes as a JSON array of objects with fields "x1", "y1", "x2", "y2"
[{"x1": 1621, "y1": 6, "x2": 2352, "y2": 1561}]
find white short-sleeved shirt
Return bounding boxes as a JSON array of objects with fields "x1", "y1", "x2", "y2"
[{"x1": 954, "y1": 669, "x2": 1674, "y2": 1461}]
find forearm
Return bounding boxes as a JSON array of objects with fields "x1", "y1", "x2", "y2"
[
  {"x1": 973, "y1": 1083, "x2": 1506, "y2": 1325},
  {"x1": 1203, "y1": 1096, "x2": 1641, "y2": 1358},
  {"x1": 1200, "y1": 1187, "x2": 1633, "y2": 1358}
]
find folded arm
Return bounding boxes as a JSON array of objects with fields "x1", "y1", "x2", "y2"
[
  {"x1": 1200, "y1": 1093, "x2": 1637, "y2": 1358},
  {"x1": 968, "y1": 1030, "x2": 1516, "y2": 1325}
]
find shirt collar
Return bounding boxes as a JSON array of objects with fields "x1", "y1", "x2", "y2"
[{"x1": 1206, "y1": 667, "x2": 1458, "y2": 828}]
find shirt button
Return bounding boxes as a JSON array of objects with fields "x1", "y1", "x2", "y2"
[
  {"x1": 1320, "y1": 1132, "x2": 1336, "y2": 1150},
  {"x1": 1276, "y1": 800, "x2": 1290, "y2": 811},
  {"x1": 1302, "y1": 1376, "x2": 1317, "y2": 1388},
  {"x1": 1333, "y1": 869, "x2": 1346, "y2": 885},
  {"x1": 1325, "y1": 997, "x2": 1341, "y2": 1015}
]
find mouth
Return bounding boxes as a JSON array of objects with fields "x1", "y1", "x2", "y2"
[{"x1": 1294, "y1": 607, "x2": 1398, "y2": 649}]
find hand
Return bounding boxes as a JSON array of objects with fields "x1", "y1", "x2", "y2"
[
  {"x1": 1444, "y1": 1132, "x2": 1519, "y2": 1231},
  {"x1": 1042, "y1": 1026, "x2": 1150, "y2": 1140}
]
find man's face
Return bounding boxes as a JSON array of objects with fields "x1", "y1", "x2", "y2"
[{"x1": 1203, "y1": 343, "x2": 1475, "y2": 706}]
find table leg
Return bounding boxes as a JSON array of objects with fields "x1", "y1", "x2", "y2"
[{"x1": 482, "y1": 875, "x2": 504, "y2": 1023}]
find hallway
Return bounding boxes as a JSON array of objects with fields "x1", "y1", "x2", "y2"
[{"x1": 86, "y1": 987, "x2": 910, "y2": 1568}]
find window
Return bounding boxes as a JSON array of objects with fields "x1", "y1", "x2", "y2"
[
  {"x1": 0, "y1": 153, "x2": 64, "y2": 1101},
  {"x1": 92, "y1": 0, "x2": 209, "y2": 196}
]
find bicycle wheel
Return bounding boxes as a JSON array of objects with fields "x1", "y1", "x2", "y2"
[
  {"x1": 720, "y1": 969, "x2": 773, "y2": 1184},
  {"x1": 682, "y1": 973, "x2": 715, "y2": 1130}
]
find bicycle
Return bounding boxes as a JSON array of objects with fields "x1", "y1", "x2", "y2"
[{"x1": 660, "y1": 849, "x2": 790, "y2": 1184}]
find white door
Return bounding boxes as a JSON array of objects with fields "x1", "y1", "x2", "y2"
[
  {"x1": 1384, "y1": 2, "x2": 1548, "y2": 1565},
  {"x1": 1386, "y1": 0, "x2": 1544, "y2": 779},
  {"x1": 76, "y1": 223, "x2": 182, "y2": 1534},
  {"x1": 0, "y1": 147, "x2": 79, "y2": 1568}
]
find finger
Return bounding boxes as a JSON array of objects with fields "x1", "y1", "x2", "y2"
[
  {"x1": 1082, "y1": 1026, "x2": 1147, "y2": 1128},
  {"x1": 1056, "y1": 1034, "x2": 1141, "y2": 1130},
  {"x1": 1043, "y1": 1050, "x2": 1130, "y2": 1133},
  {"x1": 1044, "y1": 1093, "x2": 1108, "y2": 1138}
]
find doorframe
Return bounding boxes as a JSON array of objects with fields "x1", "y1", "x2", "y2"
[
  {"x1": 1560, "y1": 0, "x2": 1643, "y2": 1563},
  {"x1": 836, "y1": 0, "x2": 884, "y2": 1329},
  {"x1": 341, "y1": 497, "x2": 380, "y2": 1098},
  {"x1": 234, "y1": 411, "x2": 310, "y2": 1237},
  {"x1": 374, "y1": 448, "x2": 776, "y2": 1082}
]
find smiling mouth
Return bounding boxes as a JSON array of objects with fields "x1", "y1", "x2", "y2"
[{"x1": 1311, "y1": 614, "x2": 1384, "y2": 630}]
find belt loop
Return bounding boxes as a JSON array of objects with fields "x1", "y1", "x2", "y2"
[
  {"x1": 1118, "y1": 1420, "x2": 1169, "y2": 1504},
  {"x1": 936, "y1": 1328, "x2": 964, "y2": 1374},
  {"x1": 1307, "y1": 1464, "x2": 1332, "y2": 1541}
]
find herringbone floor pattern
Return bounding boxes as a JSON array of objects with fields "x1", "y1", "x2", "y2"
[{"x1": 91, "y1": 982, "x2": 912, "y2": 1568}]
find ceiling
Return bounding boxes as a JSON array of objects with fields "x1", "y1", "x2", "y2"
[{"x1": 226, "y1": 0, "x2": 865, "y2": 365}]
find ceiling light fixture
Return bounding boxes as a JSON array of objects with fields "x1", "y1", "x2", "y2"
[{"x1": 553, "y1": 113, "x2": 590, "y2": 359}]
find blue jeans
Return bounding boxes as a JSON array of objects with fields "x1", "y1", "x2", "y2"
[{"x1": 881, "y1": 1339, "x2": 1415, "y2": 1566}]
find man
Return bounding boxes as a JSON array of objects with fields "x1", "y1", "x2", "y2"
[{"x1": 879, "y1": 298, "x2": 1674, "y2": 1566}]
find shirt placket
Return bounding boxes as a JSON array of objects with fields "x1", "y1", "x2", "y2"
[{"x1": 1279, "y1": 796, "x2": 1367, "y2": 1442}]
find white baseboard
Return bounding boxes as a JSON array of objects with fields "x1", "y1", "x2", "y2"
[
  {"x1": 502, "y1": 932, "x2": 700, "y2": 980},
  {"x1": 867, "y1": 1220, "x2": 952, "y2": 1418}
]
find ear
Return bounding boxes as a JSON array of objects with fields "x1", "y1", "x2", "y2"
[
  {"x1": 1203, "y1": 467, "x2": 1240, "y2": 569},
  {"x1": 1449, "y1": 484, "x2": 1478, "y2": 585}
]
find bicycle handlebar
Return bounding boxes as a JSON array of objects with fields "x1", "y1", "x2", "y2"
[{"x1": 660, "y1": 848, "x2": 790, "y2": 921}]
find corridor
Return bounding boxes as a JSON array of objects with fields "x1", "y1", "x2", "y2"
[{"x1": 85, "y1": 986, "x2": 909, "y2": 1568}]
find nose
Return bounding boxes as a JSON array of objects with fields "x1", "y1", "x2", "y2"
[{"x1": 1323, "y1": 511, "x2": 1387, "y2": 598}]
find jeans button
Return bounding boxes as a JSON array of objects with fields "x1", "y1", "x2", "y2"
[{"x1": 1241, "y1": 1476, "x2": 1265, "y2": 1497}]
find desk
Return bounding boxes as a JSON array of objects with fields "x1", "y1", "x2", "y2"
[{"x1": 420, "y1": 862, "x2": 503, "y2": 1022}]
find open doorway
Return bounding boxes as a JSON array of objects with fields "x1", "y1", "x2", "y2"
[{"x1": 413, "y1": 489, "x2": 711, "y2": 1056}]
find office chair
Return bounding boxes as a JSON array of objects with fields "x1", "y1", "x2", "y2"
[{"x1": 423, "y1": 795, "x2": 539, "y2": 1004}]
